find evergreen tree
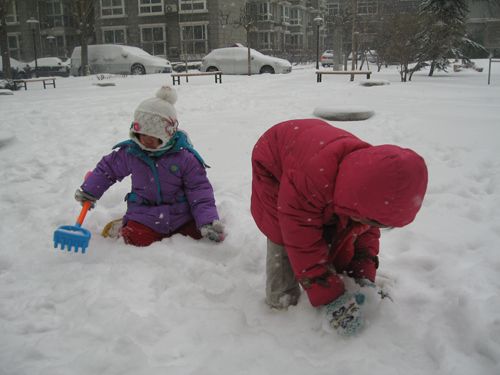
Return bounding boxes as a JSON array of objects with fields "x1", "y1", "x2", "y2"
[{"x1": 417, "y1": 0, "x2": 470, "y2": 76}]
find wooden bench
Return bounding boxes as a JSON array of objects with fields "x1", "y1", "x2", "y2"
[
  {"x1": 13, "y1": 77, "x2": 57, "y2": 90},
  {"x1": 316, "y1": 70, "x2": 372, "y2": 83},
  {"x1": 171, "y1": 71, "x2": 222, "y2": 86}
]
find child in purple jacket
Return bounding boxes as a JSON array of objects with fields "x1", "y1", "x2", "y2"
[{"x1": 75, "y1": 85, "x2": 224, "y2": 246}]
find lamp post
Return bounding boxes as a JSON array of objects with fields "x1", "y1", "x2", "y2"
[
  {"x1": 314, "y1": 16, "x2": 323, "y2": 70},
  {"x1": 26, "y1": 17, "x2": 39, "y2": 77}
]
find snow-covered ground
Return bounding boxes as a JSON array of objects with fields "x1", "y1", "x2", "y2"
[{"x1": 1, "y1": 62, "x2": 499, "y2": 375}]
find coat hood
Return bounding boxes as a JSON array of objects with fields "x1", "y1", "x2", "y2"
[{"x1": 333, "y1": 145, "x2": 428, "y2": 227}]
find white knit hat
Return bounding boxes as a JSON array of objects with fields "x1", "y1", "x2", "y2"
[{"x1": 130, "y1": 85, "x2": 179, "y2": 151}]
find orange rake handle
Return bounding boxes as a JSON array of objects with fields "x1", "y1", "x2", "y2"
[{"x1": 76, "y1": 200, "x2": 92, "y2": 227}]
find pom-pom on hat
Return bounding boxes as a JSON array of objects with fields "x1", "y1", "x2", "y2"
[{"x1": 130, "y1": 85, "x2": 179, "y2": 151}]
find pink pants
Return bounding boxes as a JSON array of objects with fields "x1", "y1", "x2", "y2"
[{"x1": 121, "y1": 220, "x2": 202, "y2": 247}]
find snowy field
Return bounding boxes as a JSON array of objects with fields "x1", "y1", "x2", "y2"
[{"x1": 1, "y1": 61, "x2": 499, "y2": 375}]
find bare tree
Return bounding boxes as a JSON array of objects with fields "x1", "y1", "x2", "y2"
[
  {"x1": 233, "y1": 2, "x2": 258, "y2": 76},
  {"x1": 72, "y1": 0, "x2": 94, "y2": 76},
  {"x1": 0, "y1": 0, "x2": 13, "y2": 79},
  {"x1": 374, "y1": 12, "x2": 422, "y2": 82}
]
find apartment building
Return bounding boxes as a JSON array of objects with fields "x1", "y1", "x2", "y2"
[
  {"x1": 2, "y1": 0, "x2": 498, "y2": 64},
  {"x1": 93, "y1": 0, "x2": 247, "y2": 60},
  {"x1": 245, "y1": 0, "x2": 327, "y2": 57},
  {"x1": 2, "y1": 0, "x2": 248, "y2": 62}
]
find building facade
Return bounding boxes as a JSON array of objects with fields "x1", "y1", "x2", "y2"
[{"x1": 2, "y1": 0, "x2": 499, "y2": 64}]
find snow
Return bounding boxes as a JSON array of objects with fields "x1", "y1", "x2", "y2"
[
  {"x1": 313, "y1": 106, "x2": 375, "y2": 121},
  {"x1": 1, "y1": 62, "x2": 500, "y2": 375}
]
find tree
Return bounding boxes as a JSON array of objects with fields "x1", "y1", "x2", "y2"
[
  {"x1": 0, "y1": 0, "x2": 13, "y2": 79},
  {"x1": 233, "y1": 2, "x2": 258, "y2": 76},
  {"x1": 417, "y1": 0, "x2": 470, "y2": 76},
  {"x1": 374, "y1": 12, "x2": 422, "y2": 82},
  {"x1": 71, "y1": 0, "x2": 94, "y2": 76}
]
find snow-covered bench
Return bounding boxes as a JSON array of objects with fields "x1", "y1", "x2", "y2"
[
  {"x1": 316, "y1": 70, "x2": 372, "y2": 83},
  {"x1": 13, "y1": 77, "x2": 57, "y2": 90},
  {"x1": 171, "y1": 71, "x2": 222, "y2": 86}
]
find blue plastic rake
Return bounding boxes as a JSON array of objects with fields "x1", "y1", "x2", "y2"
[{"x1": 53, "y1": 201, "x2": 92, "y2": 253}]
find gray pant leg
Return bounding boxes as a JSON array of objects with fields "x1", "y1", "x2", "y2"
[{"x1": 265, "y1": 239, "x2": 301, "y2": 309}]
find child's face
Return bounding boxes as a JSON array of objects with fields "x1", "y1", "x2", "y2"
[{"x1": 138, "y1": 134, "x2": 162, "y2": 149}]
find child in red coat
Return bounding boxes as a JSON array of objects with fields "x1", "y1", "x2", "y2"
[{"x1": 251, "y1": 119, "x2": 428, "y2": 336}]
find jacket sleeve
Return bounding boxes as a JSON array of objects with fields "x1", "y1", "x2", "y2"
[
  {"x1": 346, "y1": 227, "x2": 380, "y2": 282},
  {"x1": 278, "y1": 169, "x2": 345, "y2": 306},
  {"x1": 81, "y1": 148, "x2": 131, "y2": 199},
  {"x1": 182, "y1": 152, "x2": 219, "y2": 229}
]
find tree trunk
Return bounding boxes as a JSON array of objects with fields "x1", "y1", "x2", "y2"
[
  {"x1": 428, "y1": 61, "x2": 435, "y2": 76},
  {"x1": 247, "y1": 44, "x2": 251, "y2": 76},
  {"x1": 80, "y1": 26, "x2": 90, "y2": 76},
  {"x1": 0, "y1": 1, "x2": 12, "y2": 79},
  {"x1": 246, "y1": 27, "x2": 252, "y2": 76}
]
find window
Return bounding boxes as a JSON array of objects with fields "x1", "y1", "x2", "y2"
[
  {"x1": 290, "y1": 8, "x2": 302, "y2": 25},
  {"x1": 46, "y1": 0, "x2": 64, "y2": 27},
  {"x1": 179, "y1": 0, "x2": 207, "y2": 13},
  {"x1": 258, "y1": 32, "x2": 272, "y2": 50},
  {"x1": 140, "y1": 25, "x2": 166, "y2": 55},
  {"x1": 180, "y1": 23, "x2": 208, "y2": 55},
  {"x1": 290, "y1": 34, "x2": 303, "y2": 50},
  {"x1": 327, "y1": 1, "x2": 340, "y2": 17},
  {"x1": 103, "y1": 27, "x2": 127, "y2": 44},
  {"x1": 101, "y1": 0, "x2": 125, "y2": 17},
  {"x1": 6, "y1": 1, "x2": 18, "y2": 24},
  {"x1": 139, "y1": 0, "x2": 164, "y2": 15},
  {"x1": 358, "y1": 1, "x2": 377, "y2": 15},
  {"x1": 258, "y1": 2, "x2": 273, "y2": 21},
  {"x1": 7, "y1": 33, "x2": 21, "y2": 60},
  {"x1": 279, "y1": 4, "x2": 289, "y2": 23}
]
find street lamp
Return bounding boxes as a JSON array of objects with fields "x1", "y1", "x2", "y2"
[
  {"x1": 26, "y1": 17, "x2": 39, "y2": 77},
  {"x1": 314, "y1": 16, "x2": 323, "y2": 70}
]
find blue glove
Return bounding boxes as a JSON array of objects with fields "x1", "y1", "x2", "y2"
[{"x1": 325, "y1": 292, "x2": 365, "y2": 336}]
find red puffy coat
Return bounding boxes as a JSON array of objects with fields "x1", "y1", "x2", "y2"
[{"x1": 251, "y1": 119, "x2": 428, "y2": 306}]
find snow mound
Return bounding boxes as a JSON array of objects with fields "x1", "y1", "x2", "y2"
[
  {"x1": 313, "y1": 106, "x2": 375, "y2": 121},
  {"x1": 0, "y1": 89, "x2": 14, "y2": 95},
  {"x1": 359, "y1": 80, "x2": 391, "y2": 87}
]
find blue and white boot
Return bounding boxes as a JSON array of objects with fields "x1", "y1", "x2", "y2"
[{"x1": 324, "y1": 292, "x2": 366, "y2": 337}]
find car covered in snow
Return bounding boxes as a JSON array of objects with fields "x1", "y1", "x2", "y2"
[
  {"x1": 0, "y1": 57, "x2": 29, "y2": 79},
  {"x1": 320, "y1": 50, "x2": 335, "y2": 67},
  {"x1": 27, "y1": 57, "x2": 70, "y2": 77},
  {"x1": 70, "y1": 44, "x2": 172, "y2": 76},
  {"x1": 200, "y1": 47, "x2": 292, "y2": 75}
]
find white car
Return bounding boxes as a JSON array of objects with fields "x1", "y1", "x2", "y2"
[
  {"x1": 27, "y1": 57, "x2": 70, "y2": 77},
  {"x1": 70, "y1": 44, "x2": 172, "y2": 76},
  {"x1": 200, "y1": 47, "x2": 292, "y2": 75},
  {"x1": 320, "y1": 50, "x2": 335, "y2": 67}
]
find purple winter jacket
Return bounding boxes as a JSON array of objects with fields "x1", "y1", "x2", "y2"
[{"x1": 81, "y1": 137, "x2": 219, "y2": 234}]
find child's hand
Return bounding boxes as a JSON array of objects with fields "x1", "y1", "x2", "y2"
[
  {"x1": 200, "y1": 220, "x2": 225, "y2": 242},
  {"x1": 74, "y1": 189, "x2": 97, "y2": 209},
  {"x1": 324, "y1": 292, "x2": 365, "y2": 336},
  {"x1": 355, "y1": 278, "x2": 393, "y2": 301}
]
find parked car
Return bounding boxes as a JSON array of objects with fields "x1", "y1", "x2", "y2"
[
  {"x1": 200, "y1": 47, "x2": 292, "y2": 75},
  {"x1": 27, "y1": 57, "x2": 70, "y2": 77},
  {"x1": 0, "y1": 57, "x2": 29, "y2": 79},
  {"x1": 172, "y1": 61, "x2": 202, "y2": 72},
  {"x1": 70, "y1": 44, "x2": 172, "y2": 76},
  {"x1": 320, "y1": 50, "x2": 335, "y2": 67}
]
